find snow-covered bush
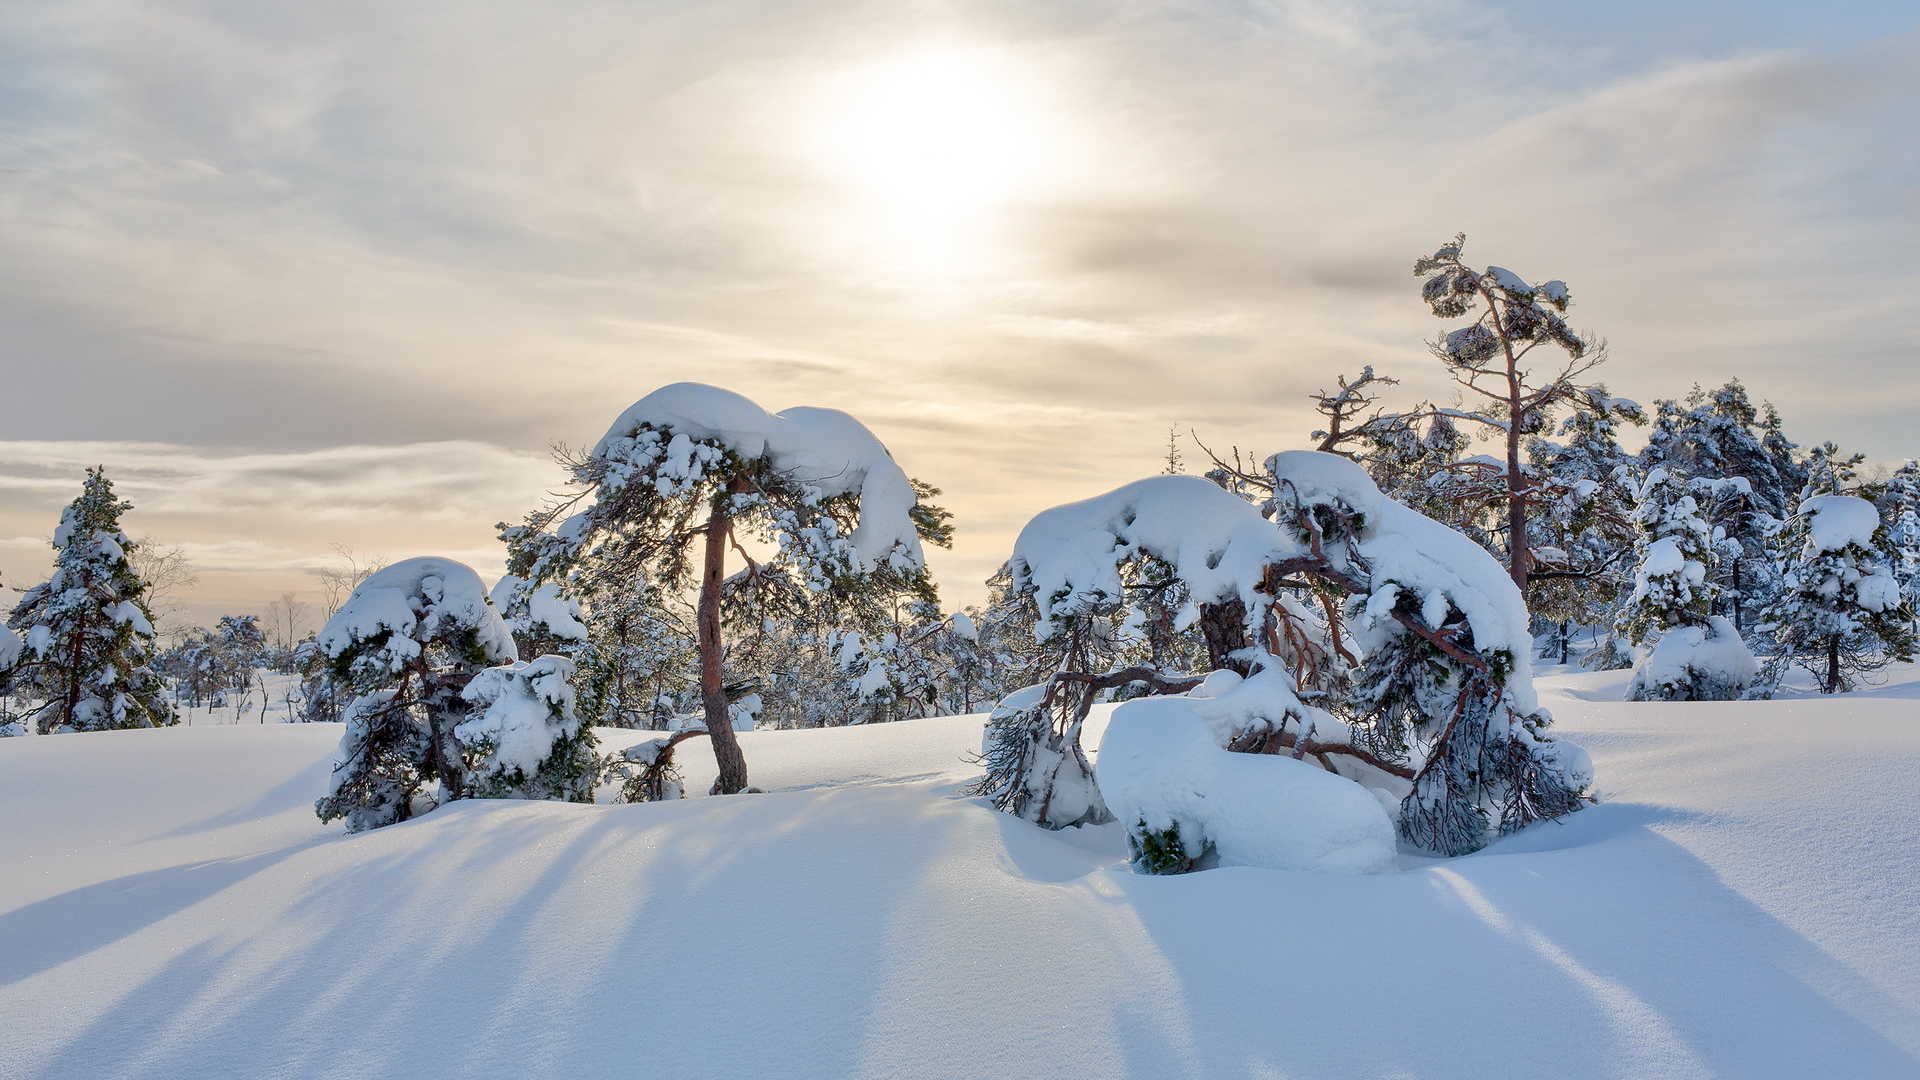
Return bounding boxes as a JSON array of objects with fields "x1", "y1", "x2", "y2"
[
  {"x1": 457, "y1": 654, "x2": 598, "y2": 803},
  {"x1": 970, "y1": 682, "x2": 1115, "y2": 829},
  {"x1": 1624, "y1": 616, "x2": 1759, "y2": 702},
  {"x1": 313, "y1": 557, "x2": 518, "y2": 832},
  {"x1": 982, "y1": 453, "x2": 1591, "y2": 865},
  {"x1": 3, "y1": 468, "x2": 174, "y2": 733},
  {"x1": 1755, "y1": 495, "x2": 1915, "y2": 694}
]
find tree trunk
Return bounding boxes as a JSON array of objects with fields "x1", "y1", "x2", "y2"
[
  {"x1": 1506, "y1": 382, "x2": 1531, "y2": 602},
  {"x1": 1826, "y1": 633, "x2": 1841, "y2": 694},
  {"x1": 425, "y1": 667, "x2": 477, "y2": 801},
  {"x1": 1198, "y1": 599, "x2": 1252, "y2": 674},
  {"x1": 698, "y1": 494, "x2": 751, "y2": 793}
]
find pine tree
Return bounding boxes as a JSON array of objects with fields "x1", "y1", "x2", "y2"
[
  {"x1": 1413, "y1": 234, "x2": 1614, "y2": 600},
  {"x1": 1525, "y1": 387, "x2": 1645, "y2": 663},
  {"x1": 1613, "y1": 466, "x2": 1758, "y2": 701},
  {"x1": 2, "y1": 468, "x2": 174, "y2": 733},
  {"x1": 1756, "y1": 495, "x2": 1915, "y2": 694},
  {"x1": 313, "y1": 557, "x2": 518, "y2": 831},
  {"x1": 1617, "y1": 467, "x2": 1716, "y2": 645},
  {"x1": 500, "y1": 383, "x2": 950, "y2": 793},
  {"x1": 1877, "y1": 461, "x2": 1920, "y2": 630},
  {"x1": 1638, "y1": 381, "x2": 1790, "y2": 630}
]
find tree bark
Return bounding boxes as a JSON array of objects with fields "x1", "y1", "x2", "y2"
[
  {"x1": 698, "y1": 494, "x2": 751, "y2": 793},
  {"x1": 1826, "y1": 633, "x2": 1841, "y2": 695}
]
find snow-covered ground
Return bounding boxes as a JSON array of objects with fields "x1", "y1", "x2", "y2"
[{"x1": 3, "y1": 670, "x2": 1918, "y2": 1079}]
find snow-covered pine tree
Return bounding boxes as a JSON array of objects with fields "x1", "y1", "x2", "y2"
[
  {"x1": 1413, "y1": 234, "x2": 1614, "y2": 601},
  {"x1": 0, "y1": 617, "x2": 23, "y2": 736},
  {"x1": 1878, "y1": 461, "x2": 1920, "y2": 627},
  {"x1": 1525, "y1": 386, "x2": 1645, "y2": 664},
  {"x1": 1760, "y1": 402, "x2": 1806, "y2": 500},
  {"x1": 312, "y1": 557, "x2": 518, "y2": 831},
  {"x1": 1799, "y1": 442, "x2": 1869, "y2": 500},
  {"x1": 456, "y1": 654, "x2": 598, "y2": 802},
  {"x1": 501, "y1": 383, "x2": 950, "y2": 793},
  {"x1": 1614, "y1": 467, "x2": 1757, "y2": 700},
  {"x1": 1260, "y1": 453, "x2": 1590, "y2": 856},
  {"x1": 1636, "y1": 380, "x2": 1786, "y2": 631},
  {"x1": 2, "y1": 468, "x2": 174, "y2": 733},
  {"x1": 213, "y1": 614, "x2": 266, "y2": 701},
  {"x1": 1756, "y1": 495, "x2": 1915, "y2": 694}
]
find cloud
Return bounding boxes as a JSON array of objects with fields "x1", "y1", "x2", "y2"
[{"x1": 2, "y1": 0, "x2": 1917, "y2": 617}]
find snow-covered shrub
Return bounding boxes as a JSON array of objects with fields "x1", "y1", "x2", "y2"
[
  {"x1": 969, "y1": 682, "x2": 1113, "y2": 829},
  {"x1": 457, "y1": 655, "x2": 598, "y2": 803},
  {"x1": 1755, "y1": 495, "x2": 1916, "y2": 694},
  {"x1": 313, "y1": 557, "x2": 518, "y2": 832},
  {"x1": 1625, "y1": 616, "x2": 1759, "y2": 702},
  {"x1": 3, "y1": 468, "x2": 174, "y2": 733},
  {"x1": 608, "y1": 734, "x2": 694, "y2": 802}
]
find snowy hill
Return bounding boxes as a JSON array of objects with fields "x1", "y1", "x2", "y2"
[{"x1": 3, "y1": 677, "x2": 1919, "y2": 1079}]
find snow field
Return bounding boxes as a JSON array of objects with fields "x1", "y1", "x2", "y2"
[{"x1": 3, "y1": 679, "x2": 1919, "y2": 1079}]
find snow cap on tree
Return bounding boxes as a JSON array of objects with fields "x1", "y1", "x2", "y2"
[
  {"x1": 1009, "y1": 475, "x2": 1294, "y2": 641},
  {"x1": 320, "y1": 557, "x2": 517, "y2": 673},
  {"x1": 592, "y1": 382, "x2": 926, "y2": 573}
]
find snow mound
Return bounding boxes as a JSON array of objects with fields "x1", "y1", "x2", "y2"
[
  {"x1": 592, "y1": 382, "x2": 923, "y2": 571},
  {"x1": 1802, "y1": 495, "x2": 1880, "y2": 554},
  {"x1": 1010, "y1": 475, "x2": 1296, "y2": 636},
  {"x1": 1097, "y1": 671, "x2": 1396, "y2": 875}
]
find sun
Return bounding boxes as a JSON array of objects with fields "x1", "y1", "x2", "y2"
[{"x1": 809, "y1": 45, "x2": 1058, "y2": 272}]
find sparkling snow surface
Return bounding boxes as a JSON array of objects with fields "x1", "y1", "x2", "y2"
[{"x1": 4, "y1": 674, "x2": 1920, "y2": 1079}]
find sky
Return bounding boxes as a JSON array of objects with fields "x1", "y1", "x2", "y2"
[{"x1": 2, "y1": 0, "x2": 1917, "y2": 633}]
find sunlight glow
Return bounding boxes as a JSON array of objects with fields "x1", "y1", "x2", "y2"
[{"x1": 809, "y1": 46, "x2": 1061, "y2": 274}]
